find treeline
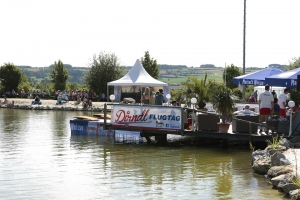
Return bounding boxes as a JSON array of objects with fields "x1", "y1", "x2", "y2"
[
  {"x1": 17, "y1": 65, "x2": 87, "y2": 84},
  {"x1": 16, "y1": 63, "x2": 286, "y2": 86},
  {"x1": 17, "y1": 64, "x2": 190, "y2": 85},
  {"x1": 159, "y1": 64, "x2": 187, "y2": 69}
]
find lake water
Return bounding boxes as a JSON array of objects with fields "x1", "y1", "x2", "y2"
[{"x1": 0, "y1": 109, "x2": 285, "y2": 200}]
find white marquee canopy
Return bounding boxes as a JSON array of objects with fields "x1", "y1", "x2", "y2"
[{"x1": 107, "y1": 59, "x2": 168, "y2": 86}]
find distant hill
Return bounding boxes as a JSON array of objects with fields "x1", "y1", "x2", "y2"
[
  {"x1": 199, "y1": 64, "x2": 216, "y2": 68},
  {"x1": 268, "y1": 64, "x2": 286, "y2": 70},
  {"x1": 16, "y1": 63, "x2": 287, "y2": 86}
]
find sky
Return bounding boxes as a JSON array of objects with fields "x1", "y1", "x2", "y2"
[{"x1": 1, "y1": 0, "x2": 300, "y2": 68}]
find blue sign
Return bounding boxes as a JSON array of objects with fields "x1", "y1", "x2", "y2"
[
  {"x1": 115, "y1": 130, "x2": 143, "y2": 143},
  {"x1": 233, "y1": 67, "x2": 283, "y2": 85},
  {"x1": 70, "y1": 120, "x2": 89, "y2": 134}
]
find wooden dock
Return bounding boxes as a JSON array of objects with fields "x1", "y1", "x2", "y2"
[
  {"x1": 133, "y1": 127, "x2": 275, "y2": 143},
  {"x1": 102, "y1": 103, "x2": 282, "y2": 144}
]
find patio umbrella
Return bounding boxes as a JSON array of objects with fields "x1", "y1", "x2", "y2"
[
  {"x1": 233, "y1": 67, "x2": 283, "y2": 86},
  {"x1": 265, "y1": 67, "x2": 300, "y2": 88}
]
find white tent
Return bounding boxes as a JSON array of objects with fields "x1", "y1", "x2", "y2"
[
  {"x1": 107, "y1": 59, "x2": 168, "y2": 86},
  {"x1": 107, "y1": 59, "x2": 168, "y2": 102}
]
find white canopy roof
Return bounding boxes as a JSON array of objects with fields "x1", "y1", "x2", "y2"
[{"x1": 107, "y1": 59, "x2": 168, "y2": 86}]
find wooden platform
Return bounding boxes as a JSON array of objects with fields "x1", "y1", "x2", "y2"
[
  {"x1": 74, "y1": 116, "x2": 99, "y2": 121},
  {"x1": 93, "y1": 113, "x2": 111, "y2": 119},
  {"x1": 181, "y1": 129, "x2": 273, "y2": 142},
  {"x1": 133, "y1": 124, "x2": 277, "y2": 143}
]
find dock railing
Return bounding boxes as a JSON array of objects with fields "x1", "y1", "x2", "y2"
[{"x1": 186, "y1": 108, "x2": 277, "y2": 141}]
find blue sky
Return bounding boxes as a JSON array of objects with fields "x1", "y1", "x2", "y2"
[{"x1": 1, "y1": 0, "x2": 299, "y2": 68}]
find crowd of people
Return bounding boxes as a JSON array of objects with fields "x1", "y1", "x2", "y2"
[
  {"x1": 140, "y1": 88, "x2": 179, "y2": 106},
  {"x1": 256, "y1": 85, "x2": 300, "y2": 133},
  {"x1": 1, "y1": 88, "x2": 108, "y2": 109},
  {"x1": 240, "y1": 85, "x2": 298, "y2": 134},
  {"x1": 54, "y1": 89, "x2": 97, "y2": 109}
]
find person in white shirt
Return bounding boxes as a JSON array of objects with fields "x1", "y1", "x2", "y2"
[
  {"x1": 258, "y1": 85, "x2": 274, "y2": 133},
  {"x1": 278, "y1": 88, "x2": 289, "y2": 118},
  {"x1": 234, "y1": 104, "x2": 258, "y2": 115}
]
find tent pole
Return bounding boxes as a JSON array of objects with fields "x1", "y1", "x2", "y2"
[
  {"x1": 141, "y1": 86, "x2": 143, "y2": 105},
  {"x1": 107, "y1": 86, "x2": 109, "y2": 102}
]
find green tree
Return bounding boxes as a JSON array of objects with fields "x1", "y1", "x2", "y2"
[
  {"x1": 285, "y1": 57, "x2": 300, "y2": 102},
  {"x1": 34, "y1": 82, "x2": 53, "y2": 95},
  {"x1": 170, "y1": 89, "x2": 184, "y2": 103},
  {"x1": 286, "y1": 57, "x2": 300, "y2": 70},
  {"x1": 207, "y1": 79, "x2": 221, "y2": 101},
  {"x1": 211, "y1": 83, "x2": 235, "y2": 122},
  {"x1": 84, "y1": 52, "x2": 124, "y2": 95},
  {"x1": 223, "y1": 64, "x2": 242, "y2": 89},
  {"x1": 141, "y1": 51, "x2": 159, "y2": 79},
  {"x1": 66, "y1": 83, "x2": 80, "y2": 92},
  {"x1": 50, "y1": 60, "x2": 69, "y2": 91},
  {"x1": 181, "y1": 73, "x2": 210, "y2": 109},
  {"x1": 17, "y1": 71, "x2": 32, "y2": 93},
  {"x1": 0, "y1": 63, "x2": 22, "y2": 92}
]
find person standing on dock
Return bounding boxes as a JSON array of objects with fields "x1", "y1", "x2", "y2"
[
  {"x1": 155, "y1": 89, "x2": 164, "y2": 105},
  {"x1": 278, "y1": 88, "x2": 289, "y2": 118},
  {"x1": 258, "y1": 85, "x2": 274, "y2": 133},
  {"x1": 253, "y1": 90, "x2": 258, "y2": 102}
]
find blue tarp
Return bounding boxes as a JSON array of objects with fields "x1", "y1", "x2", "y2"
[
  {"x1": 232, "y1": 67, "x2": 283, "y2": 86},
  {"x1": 265, "y1": 67, "x2": 300, "y2": 88}
]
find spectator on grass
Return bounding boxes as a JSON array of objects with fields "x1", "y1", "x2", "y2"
[
  {"x1": 82, "y1": 97, "x2": 88, "y2": 109},
  {"x1": 32, "y1": 95, "x2": 41, "y2": 105},
  {"x1": 56, "y1": 94, "x2": 62, "y2": 105}
]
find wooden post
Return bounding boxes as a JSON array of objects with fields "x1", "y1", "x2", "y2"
[
  {"x1": 249, "y1": 122, "x2": 252, "y2": 143},
  {"x1": 155, "y1": 134, "x2": 167, "y2": 144},
  {"x1": 181, "y1": 107, "x2": 184, "y2": 136},
  {"x1": 104, "y1": 103, "x2": 107, "y2": 129}
]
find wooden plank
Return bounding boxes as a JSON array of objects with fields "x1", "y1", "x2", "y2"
[
  {"x1": 93, "y1": 113, "x2": 111, "y2": 119},
  {"x1": 74, "y1": 116, "x2": 99, "y2": 121}
]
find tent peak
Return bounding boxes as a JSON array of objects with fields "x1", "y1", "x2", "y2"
[{"x1": 107, "y1": 59, "x2": 168, "y2": 86}]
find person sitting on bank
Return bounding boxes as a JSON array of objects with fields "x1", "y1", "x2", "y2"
[
  {"x1": 56, "y1": 94, "x2": 62, "y2": 105},
  {"x1": 88, "y1": 99, "x2": 93, "y2": 108},
  {"x1": 99, "y1": 93, "x2": 106, "y2": 101},
  {"x1": 82, "y1": 97, "x2": 88, "y2": 109},
  {"x1": 234, "y1": 104, "x2": 258, "y2": 115},
  {"x1": 2, "y1": 96, "x2": 8, "y2": 104},
  {"x1": 32, "y1": 95, "x2": 41, "y2": 105},
  {"x1": 11, "y1": 89, "x2": 17, "y2": 97}
]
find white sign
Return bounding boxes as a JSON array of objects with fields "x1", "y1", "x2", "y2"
[{"x1": 111, "y1": 105, "x2": 182, "y2": 132}]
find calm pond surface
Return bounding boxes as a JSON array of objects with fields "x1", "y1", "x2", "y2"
[{"x1": 0, "y1": 109, "x2": 286, "y2": 200}]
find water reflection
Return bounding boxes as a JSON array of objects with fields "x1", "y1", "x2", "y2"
[{"x1": 0, "y1": 109, "x2": 286, "y2": 200}]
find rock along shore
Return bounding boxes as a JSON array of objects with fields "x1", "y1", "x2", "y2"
[
  {"x1": 0, "y1": 98, "x2": 109, "y2": 112},
  {"x1": 252, "y1": 137, "x2": 300, "y2": 199}
]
